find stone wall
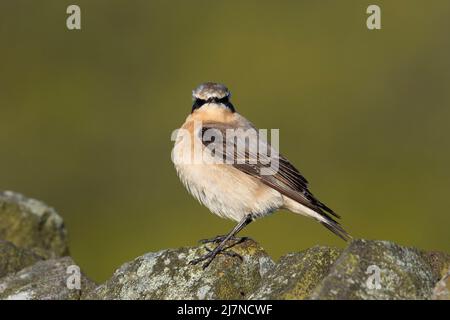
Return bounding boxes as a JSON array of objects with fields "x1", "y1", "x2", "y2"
[{"x1": 0, "y1": 191, "x2": 449, "y2": 300}]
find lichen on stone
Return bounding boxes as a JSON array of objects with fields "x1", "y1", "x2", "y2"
[
  {"x1": 0, "y1": 257, "x2": 95, "y2": 300},
  {"x1": 1, "y1": 191, "x2": 449, "y2": 300},
  {"x1": 0, "y1": 191, "x2": 68, "y2": 258},
  {"x1": 250, "y1": 246, "x2": 342, "y2": 300},
  {"x1": 310, "y1": 239, "x2": 437, "y2": 300},
  {"x1": 86, "y1": 239, "x2": 274, "y2": 300},
  {"x1": 0, "y1": 240, "x2": 43, "y2": 278}
]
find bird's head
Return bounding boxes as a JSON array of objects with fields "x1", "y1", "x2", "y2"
[{"x1": 191, "y1": 82, "x2": 235, "y2": 113}]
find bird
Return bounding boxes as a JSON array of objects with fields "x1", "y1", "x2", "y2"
[{"x1": 172, "y1": 82, "x2": 350, "y2": 269}]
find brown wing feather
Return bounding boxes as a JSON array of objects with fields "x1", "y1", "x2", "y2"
[{"x1": 199, "y1": 123, "x2": 341, "y2": 222}]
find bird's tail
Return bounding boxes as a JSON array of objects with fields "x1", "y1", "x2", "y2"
[{"x1": 283, "y1": 196, "x2": 351, "y2": 241}]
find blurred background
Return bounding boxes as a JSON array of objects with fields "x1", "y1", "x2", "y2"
[{"x1": 1, "y1": 1, "x2": 449, "y2": 282}]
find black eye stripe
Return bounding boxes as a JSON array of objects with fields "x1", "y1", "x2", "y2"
[
  {"x1": 217, "y1": 96, "x2": 229, "y2": 104},
  {"x1": 191, "y1": 96, "x2": 235, "y2": 113},
  {"x1": 195, "y1": 98, "x2": 207, "y2": 106},
  {"x1": 192, "y1": 98, "x2": 206, "y2": 112},
  {"x1": 223, "y1": 101, "x2": 235, "y2": 112}
]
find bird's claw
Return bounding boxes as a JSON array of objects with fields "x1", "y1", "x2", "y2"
[
  {"x1": 204, "y1": 246, "x2": 243, "y2": 261},
  {"x1": 188, "y1": 253, "x2": 214, "y2": 269},
  {"x1": 189, "y1": 245, "x2": 244, "y2": 269}
]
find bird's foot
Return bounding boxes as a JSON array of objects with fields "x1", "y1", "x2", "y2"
[
  {"x1": 204, "y1": 246, "x2": 244, "y2": 261},
  {"x1": 191, "y1": 236, "x2": 248, "y2": 269},
  {"x1": 189, "y1": 245, "x2": 243, "y2": 269},
  {"x1": 191, "y1": 215, "x2": 253, "y2": 270},
  {"x1": 198, "y1": 235, "x2": 249, "y2": 245}
]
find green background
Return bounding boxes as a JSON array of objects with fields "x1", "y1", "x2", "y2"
[{"x1": 1, "y1": 1, "x2": 449, "y2": 282}]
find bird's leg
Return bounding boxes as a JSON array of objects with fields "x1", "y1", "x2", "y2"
[{"x1": 189, "y1": 214, "x2": 253, "y2": 269}]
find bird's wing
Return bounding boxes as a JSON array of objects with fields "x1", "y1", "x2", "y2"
[{"x1": 199, "y1": 122, "x2": 349, "y2": 241}]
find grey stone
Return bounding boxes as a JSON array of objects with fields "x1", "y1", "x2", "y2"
[
  {"x1": 0, "y1": 191, "x2": 68, "y2": 258},
  {"x1": 1, "y1": 191, "x2": 448, "y2": 300},
  {"x1": 250, "y1": 246, "x2": 342, "y2": 299},
  {"x1": 0, "y1": 240, "x2": 43, "y2": 278},
  {"x1": 86, "y1": 239, "x2": 274, "y2": 300},
  {"x1": 431, "y1": 269, "x2": 450, "y2": 300},
  {"x1": 0, "y1": 256, "x2": 96, "y2": 300},
  {"x1": 420, "y1": 250, "x2": 450, "y2": 281},
  {"x1": 310, "y1": 239, "x2": 437, "y2": 300}
]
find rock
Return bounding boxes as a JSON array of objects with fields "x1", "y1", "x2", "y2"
[
  {"x1": 0, "y1": 256, "x2": 96, "y2": 300},
  {"x1": 249, "y1": 246, "x2": 341, "y2": 299},
  {"x1": 86, "y1": 238, "x2": 449, "y2": 300},
  {"x1": 0, "y1": 191, "x2": 68, "y2": 258},
  {"x1": 310, "y1": 239, "x2": 436, "y2": 300},
  {"x1": 431, "y1": 269, "x2": 450, "y2": 300},
  {"x1": 0, "y1": 240, "x2": 43, "y2": 279},
  {"x1": 420, "y1": 251, "x2": 450, "y2": 280},
  {"x1": 1, "y1": 191, "x2": 449, "y2": 300},
  {"x1": 86, "y1": 239, "x2": 274, "y2": 300}
]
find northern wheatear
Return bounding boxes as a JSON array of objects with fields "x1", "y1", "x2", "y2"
[{"x1": 172, "y1": 82, "x2": 350, "y2": 269}]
